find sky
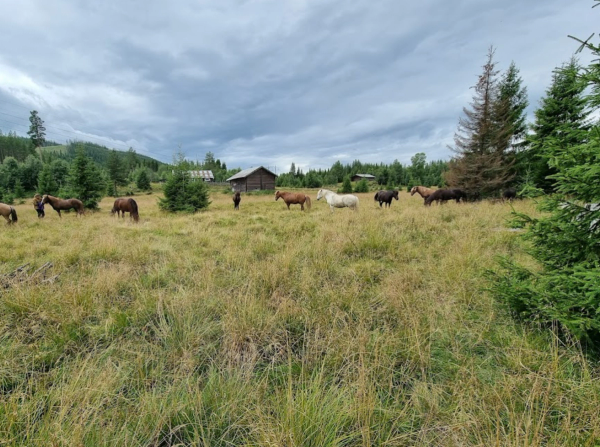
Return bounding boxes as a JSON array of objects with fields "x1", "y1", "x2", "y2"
[{"x1": 0, "y1": 0, "x2": 597, "y2": 172}]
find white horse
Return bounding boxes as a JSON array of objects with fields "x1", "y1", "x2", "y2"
[{"x1": 316, "y1": 189, "x2": 359, "y2": 212}]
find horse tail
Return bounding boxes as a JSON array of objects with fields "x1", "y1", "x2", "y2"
[
  {"x1": 129, "y1": 198, "x2": 139, "y2": 222},
  {"x1": 10, "y1": 207, "x2": 17, "y2": 223},
  {"x1": 305, "y1": 195, "x2": 311, "y2": 210}
]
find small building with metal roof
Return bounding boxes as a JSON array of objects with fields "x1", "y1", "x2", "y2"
[{"x1": 226, "y1": 166, "x2": 277, "y2": 192}]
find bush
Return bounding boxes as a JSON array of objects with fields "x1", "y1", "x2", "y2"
[
  {"x1": 353, "y1": 178, "x2": 369, "y2": 193},
  {"x1": 159, "y1": 170, "x2": 210, "y2": 213},
  {"x1": 340, "y1": 176, "x2": 353, "y2": 193}
]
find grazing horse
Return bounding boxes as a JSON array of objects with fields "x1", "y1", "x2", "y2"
[
  {"x1": 503, "y1": 188, "x2": 517, "y2": 202},
  {"x1": 374, "y1": 190, "x2": 399, "y2": 208},
  {"x1": 410, "y1": 186, "x2": 435, "y2": 203},
  {"x1": 275, "y1": 191, "x2": 312, "y2": 211},
  {"x1": 232, "y1": 192, "x2": 241, "y2": 210},
  {"x1": 42, "y1": 195, "x2": 84, "y2": 218},
  {"x1": 0, "y1": 202, "x2": 18, "y2": 225},
  {"x1": 424, "y1": 188, "x2": 465, "y2": 206},
  {"x1": 111, "y1": 198, "x2": 139, "y2": 222},
  {"x1": 316, "y1": 189, "x2": 359, "y2": 212}
]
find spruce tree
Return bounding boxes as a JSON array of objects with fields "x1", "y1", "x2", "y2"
[
  {"x1": 159, "y1": 153, "x2": 210, "y2": 212},
  {"x1": 27, "y1": 110, "x2": 46, "y2": 149},
  {"x1": 522, "y1": 58, "x2": 590, "y2": 192},
  {"x1": 13, "y1": 179, "x2": 25, "y2": 198},
  {"x1": 136, "y1": 169, "x2": 151, "y2": 191},
  {"x1": 65, "y1": 145, "x2": 105, "y2": 209},
  {"x1": 38, "y1": 164, "x2": 59, "y2": 195},
  {"x1": 106, "y1": 150, "x2": 127, "y2": 196},
  {"x1": 445, "y1": 47, "x2": 515, "y2": 198},
  {"x1": 341, "y1": 175, "x2": 353, "y2": 193},
  {"x1": 492, "y1": 12, "x2": 600, "y2": 345},
  {"x1": 498, "y1": 62, "x2": 529, "y2": 145}
]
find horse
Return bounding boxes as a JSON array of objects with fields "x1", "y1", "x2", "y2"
[
  {"x1": 424, "y1": 188, "x2": 465, "y2": 206},
  {"x1": 275, "y1": 191, "x2": 312, "y2": 211},
  {"x1": 316, "y1": 189, "x2": 359, "y2": 212},
  {"x1": 410, "y1": 186, "x2": 435, "y2": 203},
  {"x1": 233, "y1": 192, "x2": 241, "y2": 210},
  {"x1": 42, "y1": 195, "x2": 84, "y2": 217},
  {"x1": 0, "y1": 202, "x2": 18, "y2": 225},
  {"x1": 503, "y1": 188, "x2": 517, "y2": 202},
  {"x1": 111, "y1": 198, "x2": 139, "y2": 222},
  {"x1": 374, "y1": 190, "x2": 399, "y2": 208}
]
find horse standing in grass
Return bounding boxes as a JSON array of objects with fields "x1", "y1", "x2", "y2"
[
  {"x1": 503, "y1": 188, "x2": 517, "y2": 202},
  {"x1": 424, "y1": 189, "x2": 465, "y2": 206},
  {"x1": 275, "y1": 191, "x2": 312, "y2": 211},
  {"x1": 410, "y1": 186, "x2": 435, "y2": 203},
  {"x1": 111, "y1": 198, "x2": 139, "y2": 222},
  {"x1": 233, "y1": 192, "x2": 241, "y2": 210},
  {"x1": 0, "y1": 202, "x2": 18, "y2": 225},
  {"x1": 42, "y1": 195, "x2": 84, "y2": 218},
  {"x1": 374, "y1": 190, "x2": 399, "y2": 208},
  {"x1": 316, "y1": 189, "x2": 359, "y2": 212}
]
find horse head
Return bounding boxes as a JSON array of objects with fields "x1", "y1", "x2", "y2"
[
  {"x1": 393, "y1": 190, "x2": 399, "y2": 200},
  {"x1": 275, "y1": 191, "x2": 281, "y2": 201},
  {"x1": 41, "y1": 194, "x2": 49, "y2": 204},
  {"x1": 316, "y1": 189, "x2": 324, "y2": 200},
  {"x1": 410, "y1": 186, "x2": 417, "y2": 196}
]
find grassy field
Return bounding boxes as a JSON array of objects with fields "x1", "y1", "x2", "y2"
[{"x1": 1, "y1": 189, "x2": 599, "y2": 446}]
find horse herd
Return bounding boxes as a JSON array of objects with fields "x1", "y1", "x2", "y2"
[{"x1": 0, "y1": 185, "x2": 519, "y2": 225}]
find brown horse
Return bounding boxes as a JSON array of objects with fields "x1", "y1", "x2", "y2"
[
  {"x1": 42, "y1": 195, "x2": 84, "y2": 218},
  {"x1": 410, "y1": 186, "x2": 435, "y2": 202},
  {"x1": 111, "y1": 198, "x2": 139, "y2": 222},
  {"x1": 233, "y1": 192, "x2": 241, "y2": 210},
  {"x1": 275, "y1": 190, "x2": 312, "y2": 211},
  {"x1": 0, "y1": 202, "x2": 18, "y2": 225}
]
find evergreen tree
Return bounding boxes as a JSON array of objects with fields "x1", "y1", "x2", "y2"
[
  {"x1": 13, "y1": 179, "x2": 25, "y2": 198},
  {"x1": 106, "y1": 150, "x2": 127, "y2": 196},
  {"x1": 498, "y1": 62, "x2": 529, "y2": 146},
  {"x1": 341, "y1": 175, "x2": 353, "y2": 193},
  {"x1": 65, "y1": 145, "x2": 105, "y2": 209},
  {"x1": 445, "y1": 47, "x2": 515, "y2": 198},
  {"x1": 354, "y1": 178, "x2": 369, "y2": 193},
  {"x1": 521, "y1": 58, "x2": 590, "y2": 192},
  {"x1": 290, "y1": 162, "x2": 296, "y2": 175},
  {"x1": 136, "y1": 169, "x2": 151, "y2": 191},
  {"x1": 492, "y1": 12, "x2": 600, "y2": 345},
  {"x1": 50, "y1": 159, "x2": 70, "y2": 190},
  {"x1": 37, "y1": 163, "x2": 59, "y2": 195},
  {"x1": 27, "y1": 110, "x2": 46, "y2": 149},
  {"x1": 159, "y1": 153, "x2": 210, "y2": 213},
  {"x1": 126, "y1": 147, "x2": 138, "y2": 172}
]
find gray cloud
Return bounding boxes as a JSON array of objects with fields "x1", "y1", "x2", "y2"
[{"x1": 0, "y1": 0, "x2": 596, "y2": 170}]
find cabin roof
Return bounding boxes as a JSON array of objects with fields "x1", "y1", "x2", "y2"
[
  {"x1": 188, "y1": 170, "x2": 214, "y2": 179},
  {"x1": 226, "y1": 166, "x2": 277, "y2": 181},
  {"x1": 353, "y1": 173, "x2": 376, "y2": 179}
]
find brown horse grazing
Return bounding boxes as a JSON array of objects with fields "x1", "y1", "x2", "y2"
[
  {"x1": 111, "y1": 198, "x2": 139, "y2": 222},
  {"x1": 424, "y1": 188, "x2": 465, "y2": 206},
  {"x1": 275, "y1": 190, "x2": 312, "y2": 211},
  {"x1": 374, "y1": 190, "x2": 399, "y2": 208},
  {"x1": 0, "y1": 202, "x2": 18, "y2": 225},
  {"x1": 410, "y1": 186, "x2": 435, "y2": 202},
  {"x1": 42, "y1": 195, "x2": 84, "y2": 218},
  {"x1": 233, "y1": 192, "x2": 241, "y2": 210}
]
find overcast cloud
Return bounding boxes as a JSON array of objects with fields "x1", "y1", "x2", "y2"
[{"x1": 0, "y1": 0, "x2": 597, "y2": 171}]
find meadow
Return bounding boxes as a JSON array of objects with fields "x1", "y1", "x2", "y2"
[{"x1": 1, "y1": 189, "x2": 599, "y2": 446}]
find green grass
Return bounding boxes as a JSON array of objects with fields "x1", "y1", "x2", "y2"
[{"x1": 1, "y1": 191, "x2": 599, "y2": 446}]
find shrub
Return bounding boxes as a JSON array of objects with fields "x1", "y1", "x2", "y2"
[
  {"x1": 340, "y1": 176, "x2": 353, "y2": 193},
  {"x1": 159, "y1": 157, "x2": 210, "y2": 213},
  {"x1": 353, "y1": 178, "x2": 369, "y2": 193}
]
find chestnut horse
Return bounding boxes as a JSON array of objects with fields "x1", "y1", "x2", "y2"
[
  {"x1": 111, "y1": 198, "x2": 139, "y2": 222},
  {"x1": 275, "y1": 191, "x2": 312, "y2": 211},
  {"x1": 42, "y1": 195, "x2": 84, "y2": 217},
  {"x1": 410, "y1": 186, "x2": 435, "y2": 203},
  {"x1": 233, "y1": 192, "x2": 241, "y2": 210},
  {"x1": 0, "y1": 202, "x2": 18, "y2": 225}
]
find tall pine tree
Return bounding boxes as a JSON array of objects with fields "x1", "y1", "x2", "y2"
[
  {"x1": 65, "y1": 145, "x2": 105, "y2": 209},
  {"x1": 106, "y1": 150, "x2": 127, "y2": 196},
  {"x1": 27, "y1": 110, "x2": 46, "y2": 149}
]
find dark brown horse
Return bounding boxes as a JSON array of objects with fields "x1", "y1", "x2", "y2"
[
  {"x1": 0, "y1": 202, "x2": 18, "y2": 225},
  {"x1": 42, "y1": 195, "x2": 84, "y2": 217},
  {"x1": 233, "y1": 192, "x2": 241, "y2": 210},
  {"x1": 374, "y1": 190, "x2": 399, "y2": 208},
  {"x1": 111, "y1": 198, "x2": 139, "y2": 222},
  {"x1": 424, "y1": 189, "x2": 466, "y2": 206},
  {"x1": 503, "y1": 188, "x2": 517, "y2": 202},
  {"x1": 275, "y1": 191, "x2": 311, "y2": 211}
]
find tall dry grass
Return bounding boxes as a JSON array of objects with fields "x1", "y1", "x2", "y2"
[{"x1": 1, "y1": 189, "x2": 599, "y2": 446}]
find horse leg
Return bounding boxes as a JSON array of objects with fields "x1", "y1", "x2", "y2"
[
  {"x1": 330, "y1": 205, "x2": 334, "y2": 213},
  {"x1": 57, "y1": 210, "x2": 62, "y2": 218},
  {"x1": 301, "y1": 203, "x2": 304, "y2": 211}
]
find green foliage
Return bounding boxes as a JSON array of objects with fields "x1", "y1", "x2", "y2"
[
  {"x1": 65, "y1": 145, "x2": 105, "y2": 209},
  {"x1": 13, "y1": 179, "x2": 25, "y2": 199},
  {"x1": 159, "y1": 153, "x2": 210, "y2": 213},
  {"x1": 37, "y1": 164, "x2": 59, "y2": 195},
  {"x1": 27, "y1": 110, "x2": 46, "y2": 149},
  {"x1": 492, "y1": 30, "x2": 600, "y2": 346},
  {"x1": 340, "y1": 175, "x2": 353, "y2": 193},
  {"x1": 106, "y1": 150, "x2": 127, "y2": 196},
  {"x1": 136, "y1": 169, "x2": 152, "y2": 191},
  {"x1": 353, "y1": 178, "x2": 369, "y2": 193}
]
